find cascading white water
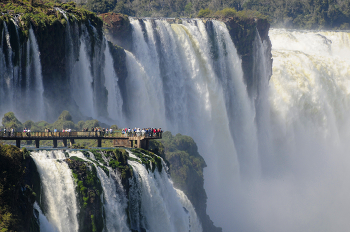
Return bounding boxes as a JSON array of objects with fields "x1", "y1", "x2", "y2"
[
  {"x1": 123, "y1": 19, "x2": 256, "y2": 230},
  {"x1": 103, "y1": 40, "x2": 124, "y2": 123},
  {"x1": 126, "y1": 19, "x2": 166, "y2": 126},
  {"x1": 33, "y1": 202, "x2": 58, "y2": 232},
  {"x1": 128, "y1": 158, "x2": 202, "y2": 232},
  {"x1": 223, "y1": 29, "x2": 350, "y2": 232},
  {"x1": 68, "y1": 151, "x2": 131, "y2": 231},
  {"x1": 0, "y1": 22, "x2": 45, "y2": 121},
  {"x1": 120, "y1": 20, "x2": 350, "y2": 231},
  {"x1": 27, "y1": 28, "x2": 45, "y2": 121},
  {"x1": 31, "y1": 150, "x2": 79, "y2": 232},
  {"x1": 95, "y1": 166, "x2": 130, "y2": 232},
  {"x1": 69, "y1": 34, "x2": 96, "y2": 117},
  {"x1": 4, "y1": 13, "x2": 350, "y2": 231},
  {"x1": 0, "y1": 22, "x2": 15, "y2": 114},
  {"x1": 124, "y1": 50, "x2": 161, "y2": 126},
  {"x1": 29, "y1": 149, "x2": 202, "y2": 232},
  {"x1": 175, "y1": 189, "x2": 203, "y2": 232}
]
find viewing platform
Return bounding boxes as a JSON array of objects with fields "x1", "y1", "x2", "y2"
[{"x1": 0, "y1": 132, "x2": 162, "y2": 149}]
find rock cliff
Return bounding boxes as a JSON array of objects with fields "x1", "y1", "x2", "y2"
[{"x1": 224, "y1": 17, "x2": 272, "y2": 96}]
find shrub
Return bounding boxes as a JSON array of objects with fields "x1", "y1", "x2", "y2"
[
  {"x1": 215, "y1": 8, "x2": 237, "y2": 17},
  {"x1": 197, "y1": 8, "x2": 212, "y2": 18}
]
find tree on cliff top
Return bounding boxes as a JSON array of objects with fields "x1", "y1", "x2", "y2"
[
  {"x1": 1, "y1": 112, "x2": 23, "y2": 131},
  {"x1": 58, "y1": 110, "x2": 73, "y2": 121},
  {"x1": 53, "y1": 110, "x2": 76, "y2": 130}
]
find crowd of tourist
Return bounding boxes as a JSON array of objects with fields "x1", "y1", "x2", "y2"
[
  {"x1": 0, "y1": 128, "x2": 14, "y2": 137},
  {"x1": 1, "y1": 127, "x2": 163, "y2": 138},
  {"x1": 121, "y1": 128, "x2": 162, "y2": 137}
]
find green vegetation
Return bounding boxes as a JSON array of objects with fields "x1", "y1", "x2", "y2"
[
  {"x1": 80, "y1": 0, "x2": 244, "y2": 17},
  {"x1": 132, "y1": 148, "x2": 163, "y2": 173},
  {"x1": 89, "y1": 149, "x2": 107, "y2": 165},
  {"x1": 196, "y1": 7, "x2": 268, "y2": 20},
  {"x1": 52, "y1": 110, "x2": 76, "y2": 131},
  {"x1": 1, "y1": 0, "x2": 345, "y2": 36},
  {"x1": 1, "y1": 110, "x2": 116, "y2": 132},
  {"x1": 198, "y1": 8, "x2": 212, "y2": 17},
  {"x1": 243, "y1": 0, "x2": 350, "y2": 29},
  {"x1": 112, "y1": 148, "x2": 133, "y2": 180},
  {"x1": 151, "y1": 131, "x2": 206, "y2": 187},
  {"x1": 74, "y1": 0, "x2": 349, "y2": 29},
  {"x1": 0, "y1": 0, "x2": 102, "y2": 39},
  {"x1": 66, "y1": 157, "x2": 104, "y2": 231},
  {"x1": 0, "y1": 145, "x2": 39, "y2": 231},
  {"x1": 0, "y1": 111, "x2": 121, "y2": 148},
  {"x1": 81, "y1": 148, "x2": 133, "y2": 195},
  {"x1": 1, "y1": 112, "x2": 23, "y2": 132},
  {"x1": 215, "y1": 7, "x2": 237, "y2": 17}
]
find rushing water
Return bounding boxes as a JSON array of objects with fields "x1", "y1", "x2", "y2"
[
  {"x1": 31, "y1": 150, "x2": 80, "y2": 232},
  {"x1": 2, "y1": 13, "x2": 350, "y2": 231},
  {"x1": 30, "y1": 150, "x2": 201, "y2": 232},
  {"x1": 226, "y1": 29, "x2": 350, "y2": 232},
  {"x1": 0, "y1": 22, "x2": 45, "y2": 121}
]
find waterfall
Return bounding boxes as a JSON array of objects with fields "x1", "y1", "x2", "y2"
[
  {"x1": 252, "y1": 28, "x2": 274, "y2": 175},
  {"x1": 103, "y1": 40, "x2": 124, "y2": 123},
  {"x1": 0, "y1": 22, "x2": 45, "y2": 121},
  {"x1": 69, "y1": 33, "x2": 96, "y2": 118},
  {"x1": 128, "y1": 159, "x2": 201, "y2": 232},
  {"x1": 95, "y1": 166, "x2": 130, "y2": 232},
  {"x1": 4, "y1": 13, "x2": 350, "y2": 230},
  {"x1": 27, "y1": 28, "x2": 45, "y2": 121},
  {"x1": 0, "y1": 22, "x2": 14, "y2": 115},
  {"x1": 29, "y1": 149, "x2": 201, "y2": 232},
  {"x1": 31, "y1": 150, "x2": 79, "y2": 232},
  {"x1": 176, "y1": 189, "x2": 203, "y2": 232},
  {"x1": 222, "y1": 29, "x2": 350, "y2": 232},
  {"x1": 126, "y1": 19, "x2": 166, "y2": 126},
  {"x1": 33, "y1": 202, "x2": 58, "y2": 232},
  {"x1": 124, "y1": 19, "x2": 252, "y2": 229}
]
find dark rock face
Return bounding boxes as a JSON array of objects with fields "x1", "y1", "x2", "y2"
[
  {"x1": 0, "y1": 146, "x2": 40, "y2": 232},
  {"x1": 224, "y1": 17, "x2": 272, "y2": 97},
  {"x1": 100, "y1": 13, "x2": 133, "y2": 51},
  {"x1": 107, "y1": 42, "x2": 129, "y2": 116}
]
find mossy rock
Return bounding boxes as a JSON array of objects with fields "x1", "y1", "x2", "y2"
[{"x1": 65, "y1": 158, "x2": 104, "y2": 232}]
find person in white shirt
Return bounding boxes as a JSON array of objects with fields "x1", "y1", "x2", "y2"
[{"x1": 136, "y1": 128, "x2": 141, "y2": 137}]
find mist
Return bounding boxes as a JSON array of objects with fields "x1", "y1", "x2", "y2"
[{"x1": 205, "y1": 28, "x2": 350, "y2": 232}]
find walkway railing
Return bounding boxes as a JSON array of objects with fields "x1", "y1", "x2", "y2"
[{"x1": 0, "y1": 131, "x2": 162, "y2": 139}]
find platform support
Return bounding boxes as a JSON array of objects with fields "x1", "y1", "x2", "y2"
[{"x1": 16, "y1": 139, "x2": 21, "y2": 148}]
